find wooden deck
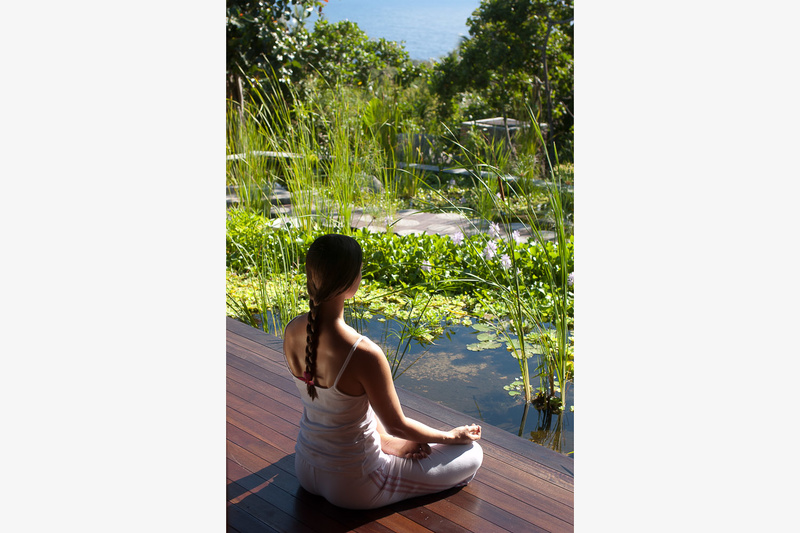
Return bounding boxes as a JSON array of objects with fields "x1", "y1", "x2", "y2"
[{"x1": 227, "y1": 317, "x2": 574, "y2": 532}]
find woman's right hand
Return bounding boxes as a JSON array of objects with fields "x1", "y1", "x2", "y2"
[{"x1": 449, "y1": 424, "x2": 482, "y2": 443}]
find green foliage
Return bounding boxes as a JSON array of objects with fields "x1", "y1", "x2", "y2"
[
  {"x1": 225, "y1": 210, "x2": 312, "y2": 336},
  {"x1": 226, "y1": 211, "x2": 573, "y2": 325},
  {"x1": 353, "y1": 229, "x2": 573, "y2": 321},
  {"x1": 225, "y1": 52, "x2": 575, "y2": 413},
  {"x1": 308, "y1": 20, "x2": 418, "y2": 88},
  {"x1": 430, "y1": 0, "x2": 574, "y2": 160},
  {"x1": 226, "y1": 0, "x2": 324, "y2": 94},
  {"x1": 226, "y1": 208, "x2": 317, "y2": 273}
]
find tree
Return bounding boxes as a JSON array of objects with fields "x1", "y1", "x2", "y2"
[
  {"x1": 431, "y1": 0, "x2": 573, "y2": 160},
  {"x1": 308, "y1": 20, "x2": 417, "y2": 88},
  {"x1": 226, "y1": 0, "x2": 325, "y2": 108}
]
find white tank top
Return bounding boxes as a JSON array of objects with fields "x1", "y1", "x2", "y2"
[{"x1": 292, "y1": 336, "x2": 382, "y2": 475}]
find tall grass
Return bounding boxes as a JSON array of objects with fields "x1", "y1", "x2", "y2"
[
  {"x1": 249, "y1": 78, "x2": 320, "y2": 231},
  {"x1": 241, "y1": 75, "x2": 407, "y2": 235},
  {"x1": 226, "y1": 101, "x2": 281, "y2": 215},
  {"x1": 226, "y1": 223, "x2": 305, "y2": 336}
]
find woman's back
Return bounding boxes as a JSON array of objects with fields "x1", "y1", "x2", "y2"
[{"x1": 292, "y1": 335, "x2": 383, "y2": 476}]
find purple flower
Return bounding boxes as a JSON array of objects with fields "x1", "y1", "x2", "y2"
[
  {"x1": 489, "y1": 222, "x2": 501, "y2": 238},
  {"x1": 501, "y1": 254, "x2": 512, "y2": 269},
  {"x1": 511, "y1": 230, "x2": 524, "y2": 244},
  {"x1": 421, "y1": 261, "x2": 432, "y2": 272},
  {"x1": 450, "y1": 232, "x2": 464, "y2": 246},
  {"x1": 568, "y1": 272, "x2": 574, "y2": 286},
  {"x1": 484, "y1": 240, "x2": 498, "y2": 260}
]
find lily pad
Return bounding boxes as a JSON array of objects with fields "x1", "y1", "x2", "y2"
[{"x1": 466, "y1": 340, "x2": 503, "y2": 351}]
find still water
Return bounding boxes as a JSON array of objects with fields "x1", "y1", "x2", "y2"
[
  {"x1": 351, "y1": 311, "x2": 574, "y2": 455},
  {"x1": 313, "y1": 0, "x2": 482, "y2": 61}
]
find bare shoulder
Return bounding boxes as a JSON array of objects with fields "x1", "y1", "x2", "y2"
[
  {"x1": 351, "y1": 336, "x2": 390, "y2": 375},
  {"x1": 286, "y1": 313, "x2": 309, "y2": 334},
  {"x1": 283, "y1": 314, "x2": 308, "y2": 355},
  {"x1": 357, "y1": 336, "x2": 385, "y2": 358}
]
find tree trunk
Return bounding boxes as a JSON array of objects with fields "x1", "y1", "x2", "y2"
[{"x1": 227, "y1": 72, "x2": 245, "y2": 125}]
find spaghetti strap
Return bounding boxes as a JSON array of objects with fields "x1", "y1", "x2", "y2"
[{"x1": 333, "y1": 336, "x2": 366, "y2": 389}]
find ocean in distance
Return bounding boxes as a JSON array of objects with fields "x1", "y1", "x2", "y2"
[{"x1": 313, "y1": 0, "x2": 482, "y2": 62}]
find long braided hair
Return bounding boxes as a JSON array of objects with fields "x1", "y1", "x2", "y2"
[{"x1": 303, "y1": 234, "x2": 363, "y2": 400}]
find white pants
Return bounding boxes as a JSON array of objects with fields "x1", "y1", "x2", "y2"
[{"x1": 295, "y1": 441, "x2": 483, "y2": 510}]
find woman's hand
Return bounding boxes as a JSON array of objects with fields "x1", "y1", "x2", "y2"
[
  {"x1": 381, "y1": 435, "x2": 432, "y2": 459},
  {"x1": 449, "y1": 424, "x2": 482, "y2": 444}
]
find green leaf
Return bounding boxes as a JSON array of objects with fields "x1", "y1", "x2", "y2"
[{"x1": 466, "y1": 340, "x2": 502, "y2": 351}]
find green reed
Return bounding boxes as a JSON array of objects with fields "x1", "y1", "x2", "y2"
[
  {"x1": 226, "y1": 223, "x2": 305, "y2": 337},
  {"x1": 226, "y1": 101, "x2": 281, "y2": 215}
]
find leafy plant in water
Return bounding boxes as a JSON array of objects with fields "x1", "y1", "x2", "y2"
[
  {"x1": 381, "y1": 290, "x2": 437, "y2": 380},
  {"x1": 516, "y1": 110, "x2": 573, "y2": 412}
]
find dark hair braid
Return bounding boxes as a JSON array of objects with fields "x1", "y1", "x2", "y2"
[
  {"x1": 302, "y1": 234, "x2": 363, "y2": 401},
  {"x1": 304, "y1": 298, "x2": 319, "y2": 400}
]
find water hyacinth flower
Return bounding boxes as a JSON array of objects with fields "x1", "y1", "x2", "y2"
[
  {"x1": 484, "y1": 240, "x2": 498, "y2": 260},
  {"x1": 421, "y1": 261, "x2": 432, "y2": 272},
  {"x1": 489, "y1": 222, "x2": 501, "y2": 238},
  {"x1": 511, "y1": 230, "x2": 524, "y2": 244},
  {"x1": 450, "y1": 232, "x2": 464, "y2": 246},
  {"x1": 500, "y1": 253, "x2": 512, "y2": 269},
  {"x1": 568, "y1": 272, "x2": 574, "y2": 286}
]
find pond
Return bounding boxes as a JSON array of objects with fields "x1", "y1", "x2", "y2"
[{"x1": 349, "y1": 310, "x2": 574, "y2": 456}]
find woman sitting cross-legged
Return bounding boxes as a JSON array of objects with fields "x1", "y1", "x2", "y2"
[{"x1": 282, "y1": 233, "x2": 483, "y2": 510}]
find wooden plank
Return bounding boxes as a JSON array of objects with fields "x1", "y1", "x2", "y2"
[
  {"x1": 400, "y1": 400, "x2": 574, "y2": 493},
  {"x1": 227, "y1": 412, "x2": 484, "y2": 533},
  {"x1": 226, "y1": 319, "x2": 574, "y2": 532},
  {"x1": 227, "y1": 340, "x2": 298, "y2": 397},
  {"x1": 479, "y1": 454, "x2": 573, "y2": 508},
  {"x1": 227, "y1": 381, "x2": 300, "y2": 439},
  {"x1": 227, "y1": 503, "x2": 280, "y2": 533},
  {"x1": 436, "y1": 487, "x2": 548, "y2": 533},
  {"x1": 227, "y1": 479, "x2": 314, "y2": 533},
  {"x1": 397, "y1": 387, "x2": 574, "y2": 478},
  {"x1": 464, "y1": 478, "x2": 571, "y2": 532},
  {"x1": 408, "y1": 498, "x2": 509, "y2": 533},
  {"x1": 228, "y1": 456, "x2": 355, "y2": 533},
  {"x1": 226, "y1": 446, "x2": 394, "y2": 533},
  {"x1": 227, "y1": 317, "x2": 284, "y2": 353}
]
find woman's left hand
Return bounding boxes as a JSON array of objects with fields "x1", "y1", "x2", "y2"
[
  {"x1": 401, "y1": 441, "x2": 432, "y2": 460},
  {"x1": 381, "y1": 435, "x2": 432, "y2": 459}
]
